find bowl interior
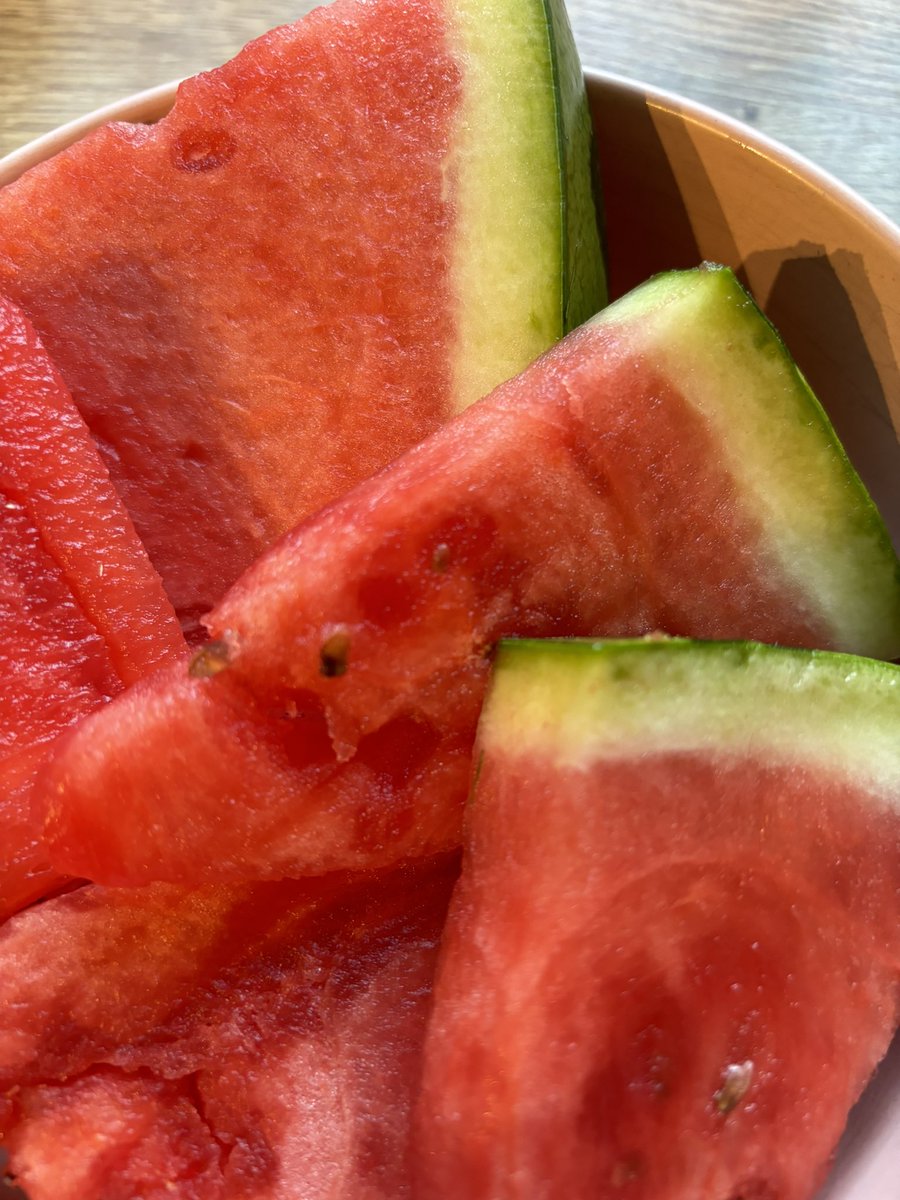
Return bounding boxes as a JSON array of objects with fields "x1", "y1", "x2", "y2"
[
  {"x1": 0, "y1": 72, "x2": 898, "y2": 1200},
  {"x1": 589, "y1": 72, "x2": 900, "y2": 548}
]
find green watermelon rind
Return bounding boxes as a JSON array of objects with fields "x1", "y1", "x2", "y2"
[
  {"x1": 593, "y1": 266, "x2": 900, "y2": 659},
  {"x1": 541, "y1": 0, "x2": 607, "y2": 333},
  {"x1": 482, "y1": 638, "x2": 900, "y2": 800},
  {"x1": 447, "y1": 0, "x2": 605, "y2": 412}
]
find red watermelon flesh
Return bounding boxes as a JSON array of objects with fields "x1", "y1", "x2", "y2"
[
  {"x1": 4, "y1": 1071, "x2": 225, "y2": 1200},
  {"x1": 0, "y1": 294, "x2": 185, "y2": 918},
  {"x1": 40, "y1": 268, "x2": 900, "y2": 889},
  {"x1": 0, "y1": 0, "x2": 598, "y2": 638},
  {"x1": 0, "y1": 0, "x2": 456, "y2": 637},
  {"x1": 0, "y1": 854, "x2": 458, "y2": 1199},
  {"x1": 415, "y1": 640, "x2": 900, "y2": 1200},
  {"x1": 0, "y1": 748, "x2": 79, "y2": 922}
]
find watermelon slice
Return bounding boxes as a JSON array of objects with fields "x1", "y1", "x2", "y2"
[
  {"x1": 0, "y1": 0, "x2": 602, "y2": 637},
  {"x1": 415, "y1": 639, "x2": 900, "y2": 1200},
  {"x1": 41, "y1": 267, "x2": 900, "y2": 889},
  {"x1": 0, "y1": 854, "x2": 458, "y2": 1199},
  {"x1": 0, "y1": 294, "x2": 185, "y2": 919}
]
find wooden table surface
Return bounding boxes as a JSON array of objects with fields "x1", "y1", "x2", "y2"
[{"x1": 1, "y1": 0, "x2": 898, "y2": 227}]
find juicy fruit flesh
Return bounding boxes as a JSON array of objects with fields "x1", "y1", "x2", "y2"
[
  {"x1": 0, "y1": 294, "x2": 184, "y2": 919},
  {"x1": 0, "y1": 499, "x2": 115, "y2": 915},
  {"x1": 0, "y1": 0, "x2": 599, "y2": 636},
  {"x1": 0, "y1": 0, "x2": 892, "y2": 1187},
  {"x1": 0, "y1": 0, "x2": 459, "y2": 633},
  {"x1": 0, "y1": 44, "x2": 895, "y2": 1185},
  {"x1": 0, "y1": 749, "x2": 83, "y2": 922},
  {"x1": 416, "y1": 743, "x2": 900, "y2": 1200},
  {"x1": 39, "y1": 267, "x2": 900, "y2": 891},
  {"x1": 0, "y1": 297, "x2": 184, "y2": 686},
  {"x1": 0, "y1": 856, "x2": 459, "y2": 1200},
  {"x1": 6, "y1": 1071, "x2": 228, "y2": 1200},
  {"x1": 38, "y1": 307, "x2": 861, "y2": 888},
  {"x1": 0, "y1": 499, "x2": 121, "y2": 750}
]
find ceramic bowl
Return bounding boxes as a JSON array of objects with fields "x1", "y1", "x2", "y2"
[{"x1": 0, "y1": 71, "x2": 898, "y2": 1200}]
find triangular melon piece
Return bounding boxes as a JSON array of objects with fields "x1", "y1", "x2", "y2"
[
  {"x1": 42, "y1": 267, "x2": 900, "y2": 889},
  {"x1": 416, "y1": 638, "x2": 900, "y2": 1200},
  {"x1": 0, "y1": 0, "x2": 603, "y2": 636}
]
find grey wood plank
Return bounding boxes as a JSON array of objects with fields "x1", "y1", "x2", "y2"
[{"x1": 569, "y1": 0, "x2": 900, "y2": 226}]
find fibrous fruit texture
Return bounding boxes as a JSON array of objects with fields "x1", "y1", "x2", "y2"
[
  {"x1": 0, "y1": 0, "x2": 602, "y2": 638},
  {"x1": 416, "y1": 639, "x2": 900, "y2": 1200},
  {"x1": 40, "y1": 268, "x2": 900, "y2": 889}
]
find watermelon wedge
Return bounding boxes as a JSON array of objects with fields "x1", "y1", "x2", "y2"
[
  {"x1": 41, "y1": 267, "x2": 900, "y2": 889},
  {"x1": 415, "y1": 639, "x2": 900, "y2": 1200},
  {"x1": 0, "y1": 0, "x2": 602, "y2": 637},
  {"x1": 0, "y1": 295, "x2": 184, "y2": 919},
  {"x1": 0, "y1": 855, "x2": 458, "y2": 1199}
]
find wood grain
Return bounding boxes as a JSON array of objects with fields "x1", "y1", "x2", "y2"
[
  {"x1": 569, "y1": 0, "x2": 900, "y2": 227},
  {"x1": 1, "y1": 0, "x2": 898, "y2": 225}
]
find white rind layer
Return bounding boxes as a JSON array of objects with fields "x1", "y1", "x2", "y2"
[
  {"x1": 597, "y1": 268, "x2": 900, "y2": 659},
  {"x1": 447, "y1": 0, "x2": 565, "y2": 412},
  {"x1": 482, "y1": 639, "x2": 900, "y2": 802}
]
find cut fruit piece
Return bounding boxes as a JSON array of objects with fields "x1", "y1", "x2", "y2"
[
  {"x1": 41, "y1": 267, "x2": 900, "y2": 889},
  {"x1": 0, "y1": 855, "x2": 458, "y2": 1199},
  {"x1": 0, "y1": 0, "x2": 602, "y2": 636},
  {"x1": 1, "y1": 748, "x2": 82, "y2": 924},
  {"x1": 0, "y1": 296, "x2": 185, "y2": 690},
  {"x1": 4, "y1": 1072, "x2": 225, "y2": 1200},
  {"x1": 0, "y1": 295, "x2": 185, "y2": 919},
  {"x1": 415, "y1": 639, "x2": 900, "y2": 1200}
]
